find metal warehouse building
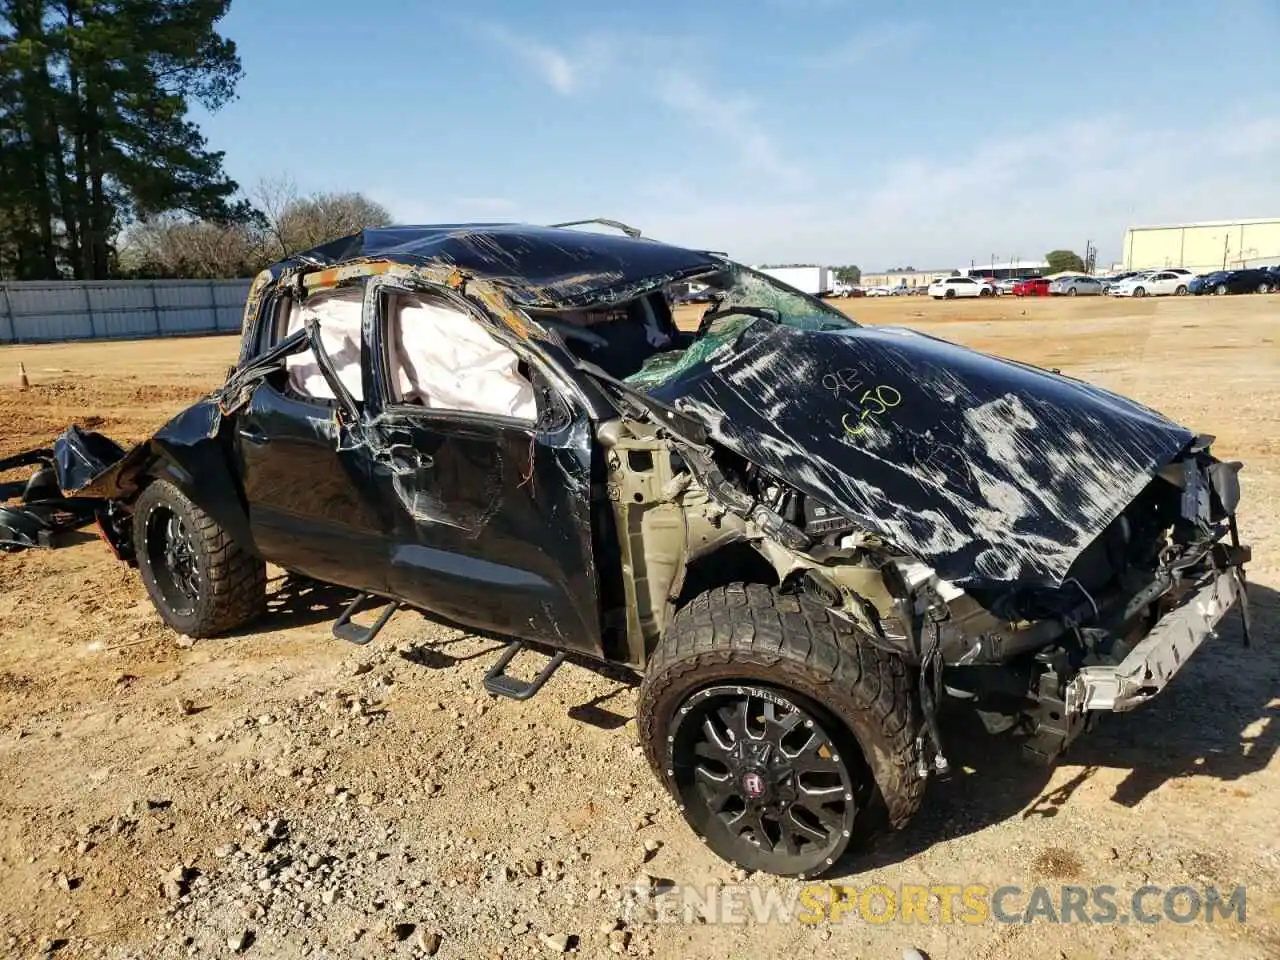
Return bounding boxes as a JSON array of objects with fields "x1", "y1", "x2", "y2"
[{"x1": 1122, "y1": 218, "x2": 1280, "y2": 274}]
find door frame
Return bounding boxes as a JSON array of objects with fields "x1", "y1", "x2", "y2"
[{"x1": 356, "y1": 275, "x2": 605, "y2": 654}]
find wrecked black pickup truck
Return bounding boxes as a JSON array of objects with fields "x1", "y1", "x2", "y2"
[{"x1": 51, "y1": 221, "x2": 1251, "y2": 877}]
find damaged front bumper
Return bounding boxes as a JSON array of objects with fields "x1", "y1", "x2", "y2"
[
  {"x1": 1073, "y1": 563, "x2": 1248, "y2": 712},
  {"x1": 1022, "y1": 533, "x2": 1249, "y2": 763}
]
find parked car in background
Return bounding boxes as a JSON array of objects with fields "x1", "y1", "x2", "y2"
[
  {"x1": 865, "y1": 285, "x2": 893, "y2": 297},
  {"x1": 1189, "y1": 268, "x2": 1276, "y2": 295},
  {"x1": 995, "y1": 277, "x2": 1023, "y2": 295},
  {"x1": 929, "y1": 276, "x2": 994, "y2": 299},
  {"x1": 1109, "y1": 271, "x2": 1191, "y2": 298},
  {"x1": 1013, "y1": 277, "x2": 1052, "y2": 297},
  {"x1": 1049, "y1": 276, "x2": 1106, "y2": 297}
]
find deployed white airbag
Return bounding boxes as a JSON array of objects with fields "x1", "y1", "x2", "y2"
[
  {"x1": 387, "y1": 297, "x2": 537, "y2": 421},
  {"x1": 284, "y1": 288, "x2": 365, "y2": 402}
]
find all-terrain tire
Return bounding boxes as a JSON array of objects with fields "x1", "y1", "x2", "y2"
[
  {"x1": 133, "y1": 479, "x2": 266, "y2": 638},
  {"x1": 637, "y1": 584, "x2": 923, "y2": 873}
]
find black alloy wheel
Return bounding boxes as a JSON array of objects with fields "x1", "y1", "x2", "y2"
[
  {"x1": 146, "y1": 504, "x2": 200, "y2": 617},
  {"x1": 131, "y1": 479, "x2": 266, "y2": 637},
  {"x1": 668, "y1": 684, "x2": 858, "y2": 877}
]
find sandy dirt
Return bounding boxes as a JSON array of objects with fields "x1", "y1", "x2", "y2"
[{"x1": 1, "y1": 294, "x2": 1278, "y2": 959}]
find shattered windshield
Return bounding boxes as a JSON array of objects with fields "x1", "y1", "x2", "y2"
[
  {"x1": 625, "y1": 265, "x2": 856, "y2": 389},
  {"x1": 692, "y1": 265, "x2": 855, "y2": 333}
]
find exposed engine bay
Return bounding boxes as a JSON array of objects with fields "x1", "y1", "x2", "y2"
[
  {"x1": 586, "y1": 305, "x2": 1251, "y2": 770},
  {"x1": 599, "y1": 412, "x2": 1248, "y2": 766}
]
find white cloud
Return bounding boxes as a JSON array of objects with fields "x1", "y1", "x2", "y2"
[
  {"x1": 473, "y1": 22, "x2": 609, "y2": 95},
  {"x1": 369, "y1": 113, "x2": 1279, "y2": 269},
  {"x1": 655, "y1": 71, "x2": 805, "y2": 187},
  {"x1": 465, "y1": 23, "x2": 803, "y2": 187},
  {"x1": 821, "y1": 21, "x2": 925, "y2": 67},
  {"x1": 624, "y1": 112, "x2": 1280, "y2": 268}
]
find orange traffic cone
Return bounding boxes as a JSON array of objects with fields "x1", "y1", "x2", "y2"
[{"x1": 17, "y1": 361, "x2": 29, "y2": 389}]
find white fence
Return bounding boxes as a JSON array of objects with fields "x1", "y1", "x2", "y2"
[{"x1": 0, "y1": 278, "x2": 253, "y2": 344}]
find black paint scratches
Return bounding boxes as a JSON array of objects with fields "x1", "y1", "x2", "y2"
[{"x1": 644, "y1": 321, "x2": 1195, "y2": 590}]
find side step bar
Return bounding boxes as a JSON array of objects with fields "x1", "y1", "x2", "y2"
[
  {"x1": 483, "y1": 642, "x2": 567, "y2": 701},
  {"x1": 332, "y1": 593, "x2": 402, "y2": 645}
]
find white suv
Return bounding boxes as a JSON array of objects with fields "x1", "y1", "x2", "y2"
[{"x1": 929, "y1": 276, "x2": 995, "y2": 299}]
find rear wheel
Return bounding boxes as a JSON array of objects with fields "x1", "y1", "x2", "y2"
[
  {"x1": 133, "y1": 479, "x2": 266, "y2": 638},
  {"x1": 637, "y1": 584, "x2": 922, "y2": 878},
  {"x1": 945, "y1": 289, "x2": 956, "y2": 299}
]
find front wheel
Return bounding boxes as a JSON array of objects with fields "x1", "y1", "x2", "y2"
[
  {"x1": 133, "y1": 479, "x2": 266, "y2": 637},
  {"x1": 1133, "y1": 287, "x2": 1146, "y2": 298},
  {"x1": 637, "y1": 584, "x2": 923, "y2": 878},
  {"x1": 1175, "y1": 285, "x2": 1188, "y2": 296},
  {"x1": 1259, "y1": 283, "x2": 1273, "y2": 294},
  {"x1": 1067, "y1": 287, "x2": 1077, "y2": 297},
  {"x1": 1216, "y1": 283, "x2": 1228, "y2": 295}
]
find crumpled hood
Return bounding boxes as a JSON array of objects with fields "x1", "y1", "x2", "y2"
[{"x1": 643, "y1": 321, "x2": 1195, "y2": 589}]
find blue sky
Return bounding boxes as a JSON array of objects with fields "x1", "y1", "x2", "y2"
[{"x1": 194, "y1": 0, "x2": 1280, "y2": 269}]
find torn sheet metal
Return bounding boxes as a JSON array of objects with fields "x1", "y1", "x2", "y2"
[
  {"x1": 639, "y1": 320, "x2": 1195, "y2": 590},
  {"x1": 1, "y1": 443, "x2": 111, "y2": 550}
]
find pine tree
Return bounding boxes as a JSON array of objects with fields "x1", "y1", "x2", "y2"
[{"x1": 0, "y1": 0, "x2": 246, "y2": 279}]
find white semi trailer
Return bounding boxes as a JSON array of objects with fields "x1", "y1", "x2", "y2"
[{"x1": 756, "y1": 265, "x2": 833, "y2": 296}]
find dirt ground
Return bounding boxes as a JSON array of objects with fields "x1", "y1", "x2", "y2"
[{"x1": 1, "y1": 293, "x2": 1278, "y2": 960}]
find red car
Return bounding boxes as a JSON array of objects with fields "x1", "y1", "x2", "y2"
[{"x1": 1013, "y1": 277, "x2": 1051, "y2": 297}]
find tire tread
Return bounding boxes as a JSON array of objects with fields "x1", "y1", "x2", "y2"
[
  {"x1": 133, "y1": 480, "x2": 266, "y2": 638},
  {"x1": 638, "y1": 584, "x2": 925, "y2": 840}
]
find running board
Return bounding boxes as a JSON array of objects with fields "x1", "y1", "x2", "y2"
[
  {"x1": 332, "y1": 594, "x2": 402, "y2": 646},
  {"x1": 483, "y1": 642, "x2": 567, "y2": 701}
]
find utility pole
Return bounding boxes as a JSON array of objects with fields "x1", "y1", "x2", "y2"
[{"x1": 1223, "y1": 233, "x2": 1230, "y2": 270}]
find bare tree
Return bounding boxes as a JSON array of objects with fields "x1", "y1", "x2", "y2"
[
  {"x1": 119, "y1": 179, "x2": 395, "y2": 278},
  {"x1": 252, "y1": 176, "x2": 392, "y2": 261},
  {"x1": 249, "y1": 174, "x2": 301, "y2": 261},
  {"x1": 118, "y1": 214, "x2": 263, "y2": 279}
]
